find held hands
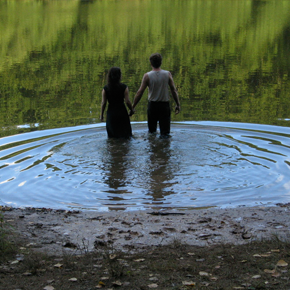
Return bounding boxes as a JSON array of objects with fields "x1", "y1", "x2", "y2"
[{"x1": 129, "y1": 109, "x2": 135, "y2": 117}]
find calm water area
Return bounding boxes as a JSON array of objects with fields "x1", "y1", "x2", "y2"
[{"x1": 1, "y1": 0, "x2": 290, "y2": 211}]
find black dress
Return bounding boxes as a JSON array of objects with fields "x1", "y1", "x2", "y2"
[{"x1": 104, "y1": 83, "x2": 132, "y2": 138}]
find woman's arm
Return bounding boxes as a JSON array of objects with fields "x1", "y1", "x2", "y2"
[
  {"x1": 124, "y1": 87, "x2": 135, "y2": 116},
  {"x1": 100, "y1": 89, "x2": 107, "y2": 121}
]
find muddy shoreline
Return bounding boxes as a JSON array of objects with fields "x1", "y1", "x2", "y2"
[{"x1": 2, "y1": 205, "x2": 290, "y2": 255}]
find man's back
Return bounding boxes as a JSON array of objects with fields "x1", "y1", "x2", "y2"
[
  {"x1": 147, "y1": 70, "x2": 170, "y2": 102},
  {"x1": 132, "y1": 53, "x2": 180, "y2": 136}
]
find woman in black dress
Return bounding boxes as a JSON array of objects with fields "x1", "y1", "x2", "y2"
[{"x1": 100, "y1": 67, "x2": 134, "y2": 138}]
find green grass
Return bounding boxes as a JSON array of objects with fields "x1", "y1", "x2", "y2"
[{"x1": 0, "y1": 211, "x2": 16, "y2": 261}]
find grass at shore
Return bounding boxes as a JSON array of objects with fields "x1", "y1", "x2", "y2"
[
  {"x1": 0, "y1": 212, "x2": 16, "y2": 260},
  {"x1": 0, "y1": 220, "x2": 290, "y2": 290}
]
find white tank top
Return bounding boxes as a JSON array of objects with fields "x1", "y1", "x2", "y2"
[{"x1": 147, "y1": 70, "x2": 170, "y2": 102}]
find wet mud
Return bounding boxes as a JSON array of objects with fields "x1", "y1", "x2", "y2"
[{"x1": 3, "y1": 205, "x2": 290, "y2": 255}]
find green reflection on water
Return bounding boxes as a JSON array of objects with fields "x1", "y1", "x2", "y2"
[{"x1": 1, "y1": 0, "x2": 290, "y2": 137}]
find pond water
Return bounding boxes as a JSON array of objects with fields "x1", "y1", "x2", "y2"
[
  {"x1": 1, "y1": 0, "x2": 290, "y2": 210},
  {"x1": 1, "y1": 122, "x2": 290, "y2": 210}
]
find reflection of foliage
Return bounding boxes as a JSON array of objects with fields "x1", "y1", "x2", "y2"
[{"x1": 1, "y1": 0, "x2": 290, "y2": 137}]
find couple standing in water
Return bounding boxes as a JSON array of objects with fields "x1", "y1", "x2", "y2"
[{"x1": 100, "y1": 53, "x2": 181, "y2": 138}]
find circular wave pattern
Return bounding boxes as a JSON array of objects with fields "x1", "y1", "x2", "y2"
[{"x1": 0, "y1": 122, "x2": 290, "y2": 211}]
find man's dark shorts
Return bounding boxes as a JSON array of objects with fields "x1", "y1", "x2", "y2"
[{"x1": 147, "y1": 101, "x2": 171, "y2": 136}]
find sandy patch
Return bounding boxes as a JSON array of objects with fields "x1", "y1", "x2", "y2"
[{"x1": 3, "y1": 205, "x2": 290, "y2": 255}]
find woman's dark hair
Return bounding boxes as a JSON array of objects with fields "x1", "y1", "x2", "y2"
[
  {"x1": 149, "y1": 53, "x2": 162, "y2": 68},
  {"x1": 107, "y1": 67, "x2": 121, "y2": 86}
]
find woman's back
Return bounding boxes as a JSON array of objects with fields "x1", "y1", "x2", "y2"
[
  {"x1": 100, "y1": 67, "x2": 133, "y2": 139},
  {"x1": 104, "y1": 83, "x2": 132, "y2": 139},
  {"x1": 104, "y1": 83, "x2": 127, "y2": 106}
]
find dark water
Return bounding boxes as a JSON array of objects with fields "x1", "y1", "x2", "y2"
[
  {"x1": 1, "y1": 0, "x2": 290, "y2": 210},
  {"x1": 1, "y1": 122, "x2": 290, "y2": 210}
]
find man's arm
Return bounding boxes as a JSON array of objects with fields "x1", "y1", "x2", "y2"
[
  {"x1": 133, "y1": 73, "x2": 149, "y2": 109},
  {"x1": 168, "y1": 72, "x2": 180, "y2": 114}
]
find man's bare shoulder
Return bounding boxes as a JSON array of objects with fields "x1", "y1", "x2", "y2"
[
  {"x1": 142, "y1": 73, "x2": 150, "y2": 83},
  {"x1": 168, "y1": 71, "x2": 174, "y2": 81}
]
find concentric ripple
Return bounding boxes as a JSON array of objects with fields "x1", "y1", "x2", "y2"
[{"x1": 0, "y1": 121, "x2": 290, "y2": 211}]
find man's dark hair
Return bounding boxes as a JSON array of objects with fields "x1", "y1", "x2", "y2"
[
  {"x1": 107, "y1": 67, "x2": 121, "y2": 85},
  {"x1": 149, "y1": 53, "x2": 162, "y2": 68}
]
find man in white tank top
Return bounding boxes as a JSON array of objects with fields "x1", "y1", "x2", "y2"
[{"x1": 132, "y1": 53, "x2": 180, "y2": 137}]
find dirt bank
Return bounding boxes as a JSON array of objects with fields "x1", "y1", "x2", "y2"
[{"x1": 2, "y1": 205, "x2": 290, "y2": 255}]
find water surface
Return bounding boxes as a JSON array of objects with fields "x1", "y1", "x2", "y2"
[{"x1": 1, "y1": 122, "x2": 289, "y2": 210}]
